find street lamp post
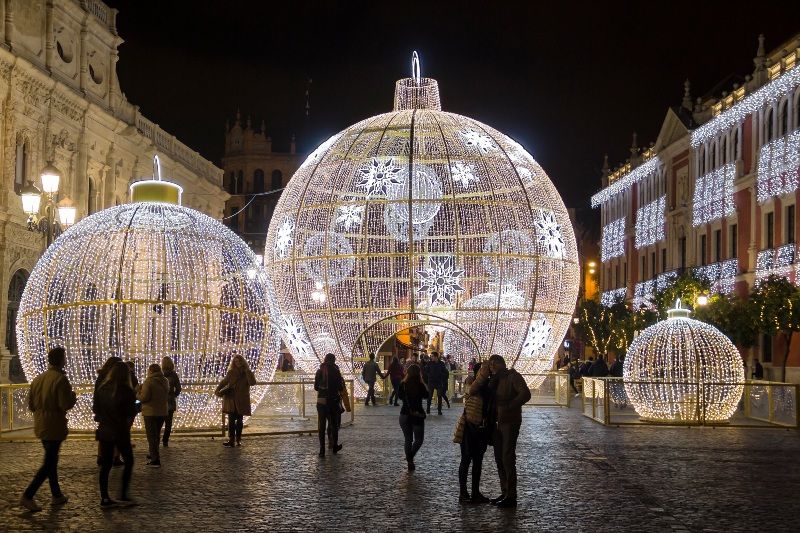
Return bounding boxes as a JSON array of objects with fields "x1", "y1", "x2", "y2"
[{"x1": 21, "y1": 163, "x2": 77, "y2": 247}]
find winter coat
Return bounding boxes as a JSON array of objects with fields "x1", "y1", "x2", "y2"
[
  {"x1": 163, "y1": 369, "x2": 182, "y2": 412},
  {"x1": 609, "y1": 360, "x2": 623, "y2": 377},
  {"x1": 399, "y1": 381, "x2": 429, "y2": 420},
  {"x1": 463, "y1": 375, "x2": 485, "y2": 425},
  {"x1": 216, "y1": 366, "x2": 256, "y2": 416},
  {"x1": 361, "y1": 360, "x2": 383, "y2": 384},
  {"x1": 93, "y1": 382, "x2": 137, "y2": 441},
  {"x1": 314, "y1": 363, "x2": 344, "y2": 404},
  {"x1": 28, "y1": 366, "x2": 77, "y2": 441},
  {"x1": 488, "y1": 368, "x2": 531, "y2": 426},
  {"x1": 589, "y1": 359, "x2": 610, "y2": 377},
  {"x1": 137, "y1": 371, "x2": 170, "y2": 417},
  {"x1": 388, "y1": 360, "x2": 404, "y2": 380},
  {"x1": 427, "y1": 360, "x2": 449, "y2": 387}
]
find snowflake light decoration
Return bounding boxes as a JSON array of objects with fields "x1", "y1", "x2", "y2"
[
  {"x1": 336, "y1": 204, "x2": 364, "y2": 231},
  {"x1": 356, "y1": 158, "x2": 403, "y2": 198},
  {"x1": 521, "y1": 316, "x2": 552, "y2": 358},
  {"x1": 450, "y1": 161, "x2": 478, "y2": 188},
  {"x1": 418, "y1": 256, "x2": 465, "y2": 306},
  {"x1": 460, "y1": 128, "x2": 496, "y2": 154},
  {"x1": 265, "y1": 55, "x2": 579, "y2": 384},
  {"x1": 281, "y1": 314, "x2": 312, "y2": 362},
  {"x1": 275, "y1": 217, "x2": 295, "y2": 258},
  {"x1": 534, "y1": 210, "x2": 566, "y2": 259}
]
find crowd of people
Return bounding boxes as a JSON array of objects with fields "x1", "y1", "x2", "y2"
[
  {"x1": 556, "y1": 355, "x2": 623, "y2": 396},
  {"x1": 21, "y1": 346, "x2": 534, "y2": 512}
]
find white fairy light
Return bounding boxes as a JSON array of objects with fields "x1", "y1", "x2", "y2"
[
  {"x1": 336, "y1": 204, "x2": 365, "y2": 231},
  {"x1": 274, "y1": 216, "x2": 295, "y2": 259},
  {"x1": 450, "y1": 161, "x2": 478, "y2": 188},
  {"x1": 590, "y1": 156, "x2": 661, "y2": 208},
  {"x1": 693, "y1": 163, "x2": 736, "y2": 226},
  {"x1": 623, "y1": 300, "x2": 744, "y2": 422},
  {"x1": 17, "y1": 202, "x2": 278, "y2": 430},
  {"x1": 265, "y1": 57, "x2": 579, "y2": 382},
  {"x1": 601, "y1": 217, "x2": 625, "y2": 262},
  {"x1": 635, "y1": 195, "x2": 665, "y2": 249},
  {"x1": 757, "y1": 129, "x2": 800, "y2": 203},
  {"x1": 691, "y1": 65, "x2": 800, "y2": 148},
  {"x1": 600, "y1": 287, "x2": 626, "y2": 307},
  {"x1": 693, "y1": 259, "x2": 738, "y2": 294},
  {"x1": 756, "y1": 244, "x2": 798, "y2": 284},
  {"x1": 632, "y1": 271, "x2": 676, "y2": 310}
]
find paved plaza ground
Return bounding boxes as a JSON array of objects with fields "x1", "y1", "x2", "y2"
[{"x1": 0, "y1": 402, "x2": 798, "y2": 532}]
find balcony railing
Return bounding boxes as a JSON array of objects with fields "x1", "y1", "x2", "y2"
[
  {"x1": 632, "y1": 269, "x2": 678, "y2": 309},
  {"x1": 693, "y1": 258, "x2": 738, "y2": 294},
  {"x1": 756, "y1": 244, "x2": 798, "y2": 284},
  {"x1": 757, "y1": 128, "x2": 800, "y2": 203}
]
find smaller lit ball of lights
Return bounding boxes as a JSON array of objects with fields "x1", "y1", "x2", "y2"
[
  {"x1": 623, "y1": 299, "x2": 744, "y2": 422},
  {"x1": 16, "y1": 157, "x2": 279, "y2": 430}
]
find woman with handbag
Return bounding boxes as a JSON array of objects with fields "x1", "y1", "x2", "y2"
[
  {"x1": 215, "y1": 354, "x2": 256, "y2": 447},
  {"x1": 457, "y1": 362, "x2": 491, "y2": 503},
  {"x1": 398, "y1": 364, "x2": 429, "y2": 472},
  {"x1": 93, "y1": 361, "x2": 138, "y2": 508},
  {"x1": 314, "y1": 353, "x2": 345, "y2": 456}
]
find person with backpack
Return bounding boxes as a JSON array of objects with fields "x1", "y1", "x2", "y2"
[
  {"x1": 398, "y1": 364, "x2": 429, "y2": 472},
  {"x1": 160, "y1": 356, "x2": 182, "y2": 447},
  {"x1": 361, "y1": 353, "x2": 386, "y2": 406},
  {"x1": 93, "y1": 361, "x2": 138, "y2": 508}
]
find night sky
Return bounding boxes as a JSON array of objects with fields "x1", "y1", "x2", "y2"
[{"x1": 105, "y1": 0, "x2": 799, "y2": 211}]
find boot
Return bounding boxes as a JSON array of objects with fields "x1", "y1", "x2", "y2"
[
  {"x1": 319, "y1": 436, "x2": 325, "y2": 457},
  {"x1": 458, "y1": 462, "x2": 470, "y2": 502},
  {"x1": 459, "y1": 487, "x2": 471, "y2": 503},
  {"x1": 471, "y1": 462, "x2": 490, "y2": 503}
]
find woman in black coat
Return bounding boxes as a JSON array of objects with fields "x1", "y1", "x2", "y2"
[
  {"x1": 398, "y1": 364, "x2": 429, "y2": 471},
  {"x1": 314, "y1": 353, "x2": 345, "y2": 456}
]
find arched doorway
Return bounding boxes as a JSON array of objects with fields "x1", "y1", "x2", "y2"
[{"x1": 6, "y1": 269, "x2": 28, "y2": 382}]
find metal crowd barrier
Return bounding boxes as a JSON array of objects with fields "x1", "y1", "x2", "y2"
[{"x1": 580, "y1": 377, "x2": 799, "y2": 428}]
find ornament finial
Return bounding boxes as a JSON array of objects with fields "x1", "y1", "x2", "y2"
[
  {"x1": 411, "y1": 51, "x2": 421, "y2": 84},
  {"x1": 153, "y1": 154, "x2": 162, "y2": 182},
  {"x1": 667, "y1": 298, "x2": 691, "y2": 319}
]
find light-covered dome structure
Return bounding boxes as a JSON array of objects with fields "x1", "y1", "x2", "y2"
[
  {"x1": 265, "y1": 54, "x2": 579, "y2": 386},
  {"x1": 17, "y1": 162, "x2": 279, "y2": 429},
  {"x1": 623, "y1": 300, "x2": 744, "y2": 422}
]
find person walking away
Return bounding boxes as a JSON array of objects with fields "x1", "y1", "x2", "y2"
[
  {"x1": 398, "y1": 364, "x2": 429, "y2": 471},
  {"x1": 579, "y1": 357, "x2": 593, "y2": 377},
  {"x1": 387, "y1": 356, "x2": 404, "y2": 406},
  {"x1": 314, "y1": 353, "x2": 345, "y2": 456},
  {"x1": 568, "y1": 360, "x2": 582, "y2": 396},
  {"x1": 426, "y1": 353, "x2": 450, "y2": 414},
  {"x1": 609, "y1": 357, "x2": 624, "y2": 377},
  {"x1": 93, "y1": 356, "x2": 122, "y2": 467},
  {"x1": 137, "y1": 364, "x2": 169, "y2": 467},
  {"x1": 161, "y1": 356, "x2": 182, "y2": 447},
  {"x1": 215, "y1": 354, "x2": 256, "y2": 447},
  {"x1": 93, "y1": 361, "x2": 138, "y2": 508},
  {"x1": 752, "y1": 359, "x2": 764, "y2": 380},
  {"x1": 458, "y1": 362, "x2": 490, "y2": 503},
  {"x1": 361, "y1": 353, "x2": 386, "y2": 406},
  {"x1": 20, "y1": 347, "x2": 77, "y2": 512},
  {"x1": 486, "y1": 354, "x2": 531, "y2": 508},
  {"x1": 588, "y1": 356, "x2": 609, "y2": 377}
]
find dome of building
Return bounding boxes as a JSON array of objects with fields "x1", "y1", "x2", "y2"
[
  {"x1": 265, "y1": 55, "x2": 579, "y2": 387},
  {"x1": 17, "y1": 168, "x2": 278, "y2": 430},
  {"x1": 623, "y1": 300, "x2": 745, "y2": 422}
]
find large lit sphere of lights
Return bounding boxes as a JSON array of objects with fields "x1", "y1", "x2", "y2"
[
  {"x1": 264, "y1": 53, "x2": 579, "y2": 384},
  {"x1": 16, "y1": 170, "x2": 279, "y2": 430},
  {"x1": 623, "y1": 301, "x2": 744, "y2": 422}
]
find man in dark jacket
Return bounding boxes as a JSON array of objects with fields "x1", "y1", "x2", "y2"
[
  {"x1": 579, "y1": 357, "x2": 594, "y2": 377},
  {"x1": 588, "y1": 356, "x2": 609, "y2": 377},
  {"x1": 425, "y1": 353, "x2": 450, "y2": 415},
  {"x1": 361, "y1": 353, "x2": 386, "y2": 406},
  {"x1": 486, "y1": 354, "x2": 531, "y2": 508},
  {"x1": 609, "y1": 357, "x2": 624, "y2": 377},
  {"x1": 314, "y1": 353, "x2": 345, "y2": 456}
]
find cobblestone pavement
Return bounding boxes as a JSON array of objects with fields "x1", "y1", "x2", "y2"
[{"x1": 0, "y1": 403, "x2": 798, "y2": 532}]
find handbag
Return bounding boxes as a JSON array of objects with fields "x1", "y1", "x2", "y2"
[
  {"x1": 216, "y1": 383, "x2": 233, "y2": 397},
  {"x1": 339, "y1": 389, "x2": 351, "y2": 412}
]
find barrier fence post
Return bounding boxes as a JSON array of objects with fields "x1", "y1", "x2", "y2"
[
  {"x1": 603, "y1": 379, "x2": 610, "y2": 425},
  {"x1": 301, "y1": 380, "x2": 306, "y2": 419}
]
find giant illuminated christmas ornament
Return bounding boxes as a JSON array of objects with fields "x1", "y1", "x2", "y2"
[
  {"x1": 17, "y1": 156, "x2": 278, "y2": 429},
  {"x1": 623, "y1": 300, "x2": 744, "y2": 422},
  {"x1": 264, "y1": 53, "x2": 579, "y2": 388}
]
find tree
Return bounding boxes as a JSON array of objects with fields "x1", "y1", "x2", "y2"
[
  {"x1": 750, "y1": 275, "x2": 800, "y2": 382},
  {"x1": 612, "y1": 305, "x2": 658, "y2": 356},
  {"x1": 574, "y1": 299, "x2": 623, "y2": 358},
  {"x1": 694, "y1": 293, "x2": 758, "y2": 349},
  {"x1": 653, "y1": 272, "x2": 711, "y2": 318}
]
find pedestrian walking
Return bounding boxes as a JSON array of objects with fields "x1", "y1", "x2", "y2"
[
  {"x1": 588, "y1": 356, "x2": 609, "y2": 377},
  {"x1": 161, "y1": 356, "x2": 182, "y2": 447},
  {"x1": 314, "y1": 353, "x2": 345, "y2": 456},
  {"x1": 752, "y1": 359, "x2": 764, "y2": 380},
  {"x1": 215, "y1": 354, "x2": 256, "y2": 447},
  {"x1": 486, "y1": 354, "x2": 531, "y2": 508},
  {"x1": 94, "y1": 356, "x2": 122, "y2": 467},
  {"x1": 20, "y1": 347, "x2": 77, "y2": 512},
  {"x1": 93, "y1": 361, "x2": 138, "y2": 508},
  {"x1": 458, "y1": 362, "x2": 491, "y2": 503},
  {"x1": 387, "y1": 355, "x2": 404, "y2": 406},
  {"x1": 136, "y1": 363, "x2": 169, "y2": 467},
  {"x1": 398, "y1": 364, "x2": 429, "y2": 472},
  {"x1": 609, "y1": 357, "x2": 624, "y2": 377},
  {"x1": 361, "y1": 352, "x2": 386, "y2": 406},
  {"x1": 426, "y1": 352, "x2": 450, "y2": 415}
]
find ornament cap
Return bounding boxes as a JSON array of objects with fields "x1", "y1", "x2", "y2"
[
  {"x1": 129, "y1": 155, "x2": 183, "y2": 205},
  {"x1": 393, "y1": 52, "x2": 442, "y2": 111},
  {"x1": 667, "y1": 298, "x2": 691, "y2": 319}
]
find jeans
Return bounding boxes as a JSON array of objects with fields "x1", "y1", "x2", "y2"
[
  {"x1": 364, "y1": 380, "x2": 377, "y2": 405},
  {"x1": 493, "y1": 422, "x2": 521, "y2": 499},
  {"x1": 144, "y1": 416, "x2": 165, "y2": 461},
  {"x1": 317, "y1": 404, "x2": 339, "y2": 448},
  {"x1": 389, "y1": 378, "x2": 401, "y2": 405},
  {"x1": 459, "y1": 422, "x2": 488, "y2": 493},
  {"x1": 399, "y1": 414, "x2": 425, "y2": 460},
  {"x1": 163, "y1": 409, "x2": 175, "y2": 445},
  {"x1": 99, "y1": 435, "x2": 133, "y2": 500},
  {"x1": 228, "y1": 413, "x2": 243, "y2": 442},
  {"x1": 24, "y1": 440, "x2": 63, "y2": 499},
  {"x1": 426, "y1": 384, "x2": 449, "y2": 412}
]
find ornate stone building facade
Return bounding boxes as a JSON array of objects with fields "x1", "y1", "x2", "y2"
[
  {"x1": 593, "y1": 33, "x2": 800, "y2": 382},
  {"x1": 0, "y1": 0, "x2": 226, "y2": 382},
  {"x1": 222, "y1": 112, "x2": 302, "y2": 254}
]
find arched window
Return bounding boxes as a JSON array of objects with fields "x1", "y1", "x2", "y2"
[
  {"x1": 778, "y1": 100, "x2": 789, "y2": 137},
  {"x1": 5, "y1": 270, "x2": 28, "y2": 355},
  {"x1": 236, "y1": 170, "x2": 244, "y2": 194},
  {"x1": 765, "y1": 108, "x2": 774, "y2": 143},
  {"x1": 271, "y1": 170, "x2": 283, "y2": 190},
  {"x1": 14, "y1": 140, "x2": 28, "y2": 194},
  {"x1": 226, "y1": 172, "x2": 237, "y2": 195},
  {"x1": 253, "y1": 169, "x2": 265, "y2": 193}
]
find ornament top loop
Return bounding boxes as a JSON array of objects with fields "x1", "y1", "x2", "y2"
[
  {"x1": 667, "y1": 298, "x2": 691, "y2": 319},
  {"x1": 411, "y1": 51, "x2": 421, "y2": 84},
  {"x1": 153, "y1": 154, "x2": 162, "y2": 182}
]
